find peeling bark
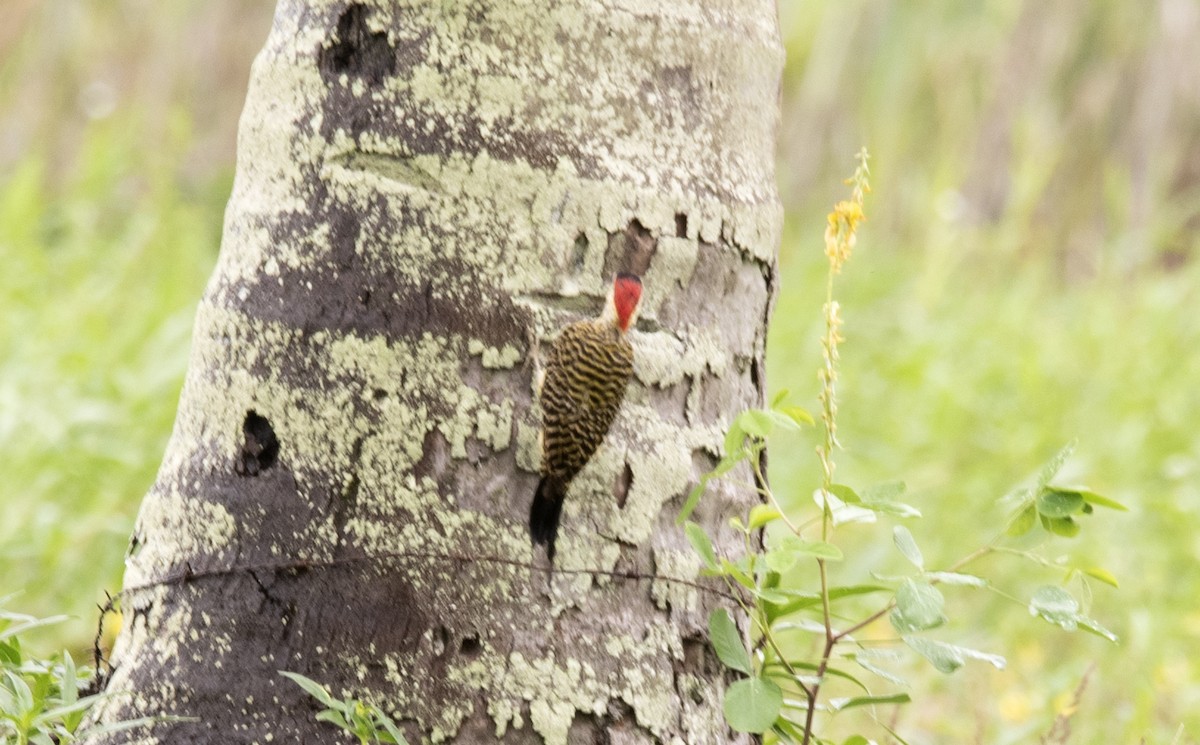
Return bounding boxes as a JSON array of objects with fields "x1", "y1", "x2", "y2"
[{"x1": 91, "y1": 1, "x2": 782, "y2": 742}]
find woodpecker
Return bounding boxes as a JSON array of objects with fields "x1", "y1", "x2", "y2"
[{"x1": 530, "y1": 273, "x2": 643, "y2": 561}]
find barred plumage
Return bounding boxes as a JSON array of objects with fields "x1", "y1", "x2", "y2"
[
  {"x1": 530, "y1": 274, "x2": 642, "y2": 561},
  {"x1": 541, "y1": 320, "x2": 633, "y2": 480}
]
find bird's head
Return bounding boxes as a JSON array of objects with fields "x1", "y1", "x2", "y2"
[{"x1": 603, "y1": 273, "x2": 642, "y2": 333}]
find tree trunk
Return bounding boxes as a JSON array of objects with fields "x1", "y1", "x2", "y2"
[{"x1": 91, "y1": 1, "x2": 782, "y2": 742}]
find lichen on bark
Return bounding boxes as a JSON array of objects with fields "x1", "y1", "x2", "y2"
[{"x1": 90, "y1": 1, "x2": 783, "y2": 742}]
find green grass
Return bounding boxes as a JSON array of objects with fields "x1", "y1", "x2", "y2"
[{"x1": 2, "y1": 1, "x2": 1198, "y2": 742}]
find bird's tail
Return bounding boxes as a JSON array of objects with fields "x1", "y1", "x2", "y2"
[{"x1": 529, "y1": 476, "x2": 566, "y2": 561}]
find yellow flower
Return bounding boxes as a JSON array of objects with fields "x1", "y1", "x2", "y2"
[{"x1": 824, "y1": 201, "x2": 864, "y2": 272}]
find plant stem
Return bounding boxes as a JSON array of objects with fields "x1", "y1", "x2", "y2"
[{"x1": 802, "y1": 202, "x2": 849, "y2": 745}]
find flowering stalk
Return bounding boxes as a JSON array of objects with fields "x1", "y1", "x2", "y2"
[
  {"x1": 803, "y1": 148, "x2": 870, "y2": 745},
  {"x1": 817, "y1": 148, "x2": 870, "y2": 516}
]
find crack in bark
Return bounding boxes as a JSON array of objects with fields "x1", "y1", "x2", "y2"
[
  {"x1": 248, "y1": 568, "x2": 284, "y2": 608},
  {"x1": 115, "y1": 549, "x2": 742, "y2": 607},
  {"x1": 332, "y1": 434, "x2": 367, "y2": 555}
]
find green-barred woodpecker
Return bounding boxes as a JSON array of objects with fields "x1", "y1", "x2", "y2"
[{"x1": 530, "y1": 273, "x2": 643, "y2": 561}]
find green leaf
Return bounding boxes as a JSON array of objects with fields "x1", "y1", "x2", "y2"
[
  {"x1": 684, "y1": 522, "x2": 718, "y2": 570},
  {"x1": 1072, "y1": 488, "x2": 1129, "y2": 511},
  {"x1": 723, "y1": 677, "x2": 783, "y2": 733},
  {"x1": 721, "y1": 559, "x2": 755, "y2": 590},
  {"x1": 748, "y1": 505, "x2": 781, "y2": 530},
  {"x1": 376, "y1": 709, "x2": 409, "y2": 744},
  {"x1": 843, "y1": 737, "x2": 872, "y2": 745},
  {"x1": 1040, "y1": 514, "x2": 1080, "y2": 537},
  {"x1": 957, "y1": 644, "x2": 1007, "y2": 669},
  {"x1": 770, "y1": 388, "x2": 790, "y2": 408},
  {"x1": 280, "y1": 671, "x2": 337, "y2": 708},
  {"x1": 1077, "y1": 616, "x2": 1120, "y2": 643},
  {"x1": 722, "y1": 413, "x2": 746, "y2": 454},
  {"x1": 32, "y1": 695, "x2": 102, "y2": 727},
  {"x1": 904, "y1": 636, "x2": 1005, "y2": 673},
  {"x1": 1037, "y1": 489, "x2": 1085, "y2": 518},
  {"x1": 892, "y1": 526, "x2": 923, "y2": 570},
  {"x1": 867, "y1": 501, "x2": 922, "y2": 518},
  {"x1": 890, "y1": 580, "x2": 946, "y2": 632},
  {"x1": 679, "y1": 452, "x2": 741, "y2": 524},
  {"x1": 1082, "y1": 566, "x2": 1119, "y2": 588},
  {"x1": 766, "y1": 410, "x2": 803, "y2": 432},
  {"x1": 764, "y1": 547, "x2": 799, "y2": 574},
  {"x1": 0, "y1": 614, "x2": 70, "y2": 643},
  {"x1": 778, "y1": 406, "x2": 815, "y2": 427},
  {"x1": 778, "y1": 536, "x2": 843, "y2": 561},
  {"x1": 708, "y1": 609, "x2": 750, "y2": 674},
  {"x1": 59, "y1": 649, "x2": 78, "y2": 708},
  {"x1": 0, "y1": 640, "x2": 19, "y2": 666},
  {"x1": 861, "y1": 480, "x2": 907, "y2": 502},
  {"x1": 711, "y1": 456, "x2": 740, "y2": 478},
  {"x1": 827, "y1": 484, "x2": 861, "y2": 503},
  {"x1": 829, "y1": 692, "x2": 912, "y2": 711},
  {"x1": 775, "y1": 661, "x2": 868, "y2": 691},
  {"x1": 755, "y1": 588, "x2": 791, "y2": 604},
  {"x1": 767, "y1": 585, "x2": 891, "y2": 617},
  {"x1": 925, "y1": 571, "x2": 988, "y2": 587},
  {"x1": 773, "y1": 719, "x2": 808, "y2": 741},
  {"x1": 736, "y1": 409, "x2": 774, "y2": 439},
  {"x1": 850, "y1": 656, "x2": 907, "y2": 686},
  {"x1": 1026, "y1": 587, "x2": 1117, "y2": 642},
  {"x1": 1028, "y1": 586, "x2": 1079, "y2": 628},
  {"x1": 6, "y1": 669, "x2": 35, "y2": 716},
  {"x1": 903, "y1": 636, "x2": 962, "y2": 674},
  {"x1": 1006, "y1": 504, "x2": 1037, "y2": 536},
  {"x1": 315, "y1": 708, "x2": 349, "y2": 729},
  {"x1": 677, "y1": 479, "x2": 707, "y2": 524},
  {"x1": 69, "y1": 715, "x2": 196, "y2": 740},
  {"x1": 858, "y1": 494, "x2": 922, "y2": 518}
]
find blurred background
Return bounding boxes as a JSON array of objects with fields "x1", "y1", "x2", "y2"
[{"x1": 1, "y1": 0, "x2": 1198, "y2": 742}]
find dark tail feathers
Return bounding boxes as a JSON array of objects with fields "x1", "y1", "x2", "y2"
[{"x1": 530, "y1": 476, "x2": 566, "y2": 561}]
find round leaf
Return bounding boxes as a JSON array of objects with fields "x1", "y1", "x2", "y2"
[
  {"x1": 1037, "y1": 489, "x2": 1085, "y2": 518},
  {"x1": 723, "y1": 677, "x2": 782, "y2": 733}
]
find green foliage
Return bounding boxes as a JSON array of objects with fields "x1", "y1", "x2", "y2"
[
  {"x1": 709, "y1": 609, "x2": 751, "y2": 675},
  {"x1": 724, "y1": 676, "x2": 784, "y2": 734},
  {"x1": 683, "y1": 159, "x2": 1123, "y2": 743},
  {"x1": 0, "y1": 596, "x2": 174, "y2": 743},
  {"x1": 280, "y1": 671, "x2": 409, "y2": 745}
]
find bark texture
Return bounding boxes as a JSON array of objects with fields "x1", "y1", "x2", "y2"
[{"x1": 92, "y1": 1, "x2": 782, "y2": 742}]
